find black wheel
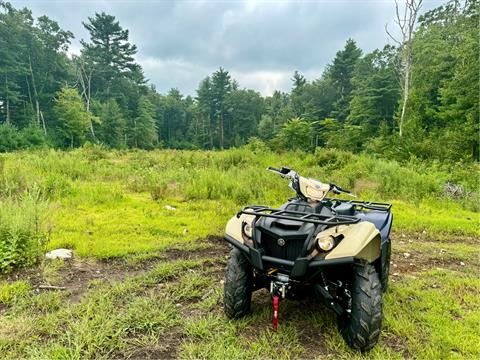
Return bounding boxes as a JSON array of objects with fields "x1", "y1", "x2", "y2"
[
  {"x1": 337, "y1": 263, "x2": 383, "y2": 352},
  {"x1": 224, "y1": 248, "x2": 253, "y2": 319},
  {"x1": 381, "y1": 240, "x2": 391, "y2": 291}
]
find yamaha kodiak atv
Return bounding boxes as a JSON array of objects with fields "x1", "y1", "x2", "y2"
[{"x1": 223, "y1": 167, "x2": 392, "y2": 352}]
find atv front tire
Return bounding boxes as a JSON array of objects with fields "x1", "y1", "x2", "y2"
[
  {"x1": 224, "y1": 248, "x2": 253, "y2": 319},
  {"x1": 338, "y1": 263, "x2": 383, "y2": 352}
]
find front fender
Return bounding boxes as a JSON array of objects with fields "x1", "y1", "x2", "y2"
[
  {"x1": 325, "y1": 222, "x2": 381, "y2": 262},
  {"x1": 225, "y1": 214, "x2": 255, "y2": 244}
]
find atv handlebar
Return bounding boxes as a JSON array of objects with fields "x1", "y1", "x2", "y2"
[
  {"x1": 267, "y1": 166, "x2": 294, "y2": 178},
  {"x1": 330, "y1": 184, "x2": 354, "y2": 196},
  {"x1": 268, "y1": 166, "x2": 355, "y2": 197}
]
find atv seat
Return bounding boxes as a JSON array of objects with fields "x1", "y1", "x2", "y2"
[{"x1": 332, "y1": 202, "x2": 355, "y2": 216}]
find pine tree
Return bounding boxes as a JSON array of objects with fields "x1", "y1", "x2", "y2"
[
  {"x1": 346, "y1": 45, "x2": 400, "y2": 151},
  {"x1": 327, "y1": 39, "x2": 362, "y2": 122},
  {"x1": 131, "y1": 96, "x2": 157, "y2": 149},
  {"x1": 80, "y1": 12, "x2": 144, "y2": 99},
  {"x1": 95, "y1": 99, "x2": 127, "y2": 148},
  {"x1": 291, "y1": 70, "x2": 307, "y2": 116},
  {"x1": 210, "y1": 67, "x2": 233, "y2": 148}
]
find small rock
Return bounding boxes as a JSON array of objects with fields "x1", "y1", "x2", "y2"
[
  {"x1": 403, "y1": 252, "x2": 411, "y2": 258},
  {"x1": 401, "y1": 234, "x2": 406, "y2": 238},
  {"x1": 45, "y1": 248, "x2": 72, "y2": 260},
  {"x1": 432, "y1": 284, "x2": 439, "y2": 288},
  {"x1": 460, "y1": 262, "x2": 466, "y2": 266},
  {"x1": 409, "y1": 263, "x2": 414, "y2": 266},
  {"x1": 440, "y1": 249, "x2": 447, "y2": 254},
  {"x1": 422, "y1": 230, "x2": 427, "y2": 234},
  {"x1": 183, "y1": 228, "x2": 188, "y2": 235},
  {"x1": 165, "y1": 205, "x2": 176, "y2": 211},
  {"x1": 393, "y1": 264, "x2": 398, "y2": 268},
  {"x1": 392, "y1": 273, "x2": 399, "y2": 276}
]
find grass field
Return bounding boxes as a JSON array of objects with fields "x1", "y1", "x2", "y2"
[{"x1": 0, "y1": 147, "x2": 479, "y2": 359}]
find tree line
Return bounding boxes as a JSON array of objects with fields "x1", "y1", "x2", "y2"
[{"x1": 0, "y1": 0, "x2": 478, "y2": 162}]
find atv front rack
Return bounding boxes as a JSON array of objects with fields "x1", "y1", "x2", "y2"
[{"x1": 237, "y1": 206, "x2": 360, "y2": 225}]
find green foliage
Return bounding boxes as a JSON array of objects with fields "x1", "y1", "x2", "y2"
[
  {"x1": 0, "y1": 123, "x2": 20, "y2": 151},
  {"x1": 0, "y1": 191, "x2": 49, "y2": 272},
  {"x1": 273, "y1": 117, "x2": 313, "y2": 151},
  {"x1": 257, "y1": 114, "x2": 274, "y2": 140},
  {"x1": 131, "y1": 96, "x2": 157, "y2": 149},
  {"x1": 0, "y1": 1, "x2": 477, "y2": 165},
  {"x1": 0, "y1": 123, "x2": 46, "y2": 152},
  {"x1": 94, "y1": 99, "x2": 127, "y2": 148},
  {"x1": 53, "y1": 87, "x2": 92, "y2": 147}
]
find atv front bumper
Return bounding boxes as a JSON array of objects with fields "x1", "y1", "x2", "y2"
[{"x1": 224, "y1": 234, "x2": 354, "y2": 278}]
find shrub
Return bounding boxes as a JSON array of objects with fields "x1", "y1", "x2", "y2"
[
  {"x1": 0, "y1": 123, "x2": 20, "y2": 152},
  {"x1": 0, "y1": 190, "x2": 49, "y2": 272}
]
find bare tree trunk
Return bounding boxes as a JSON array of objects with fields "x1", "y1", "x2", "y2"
[
  {"x1": 28, "y1": 55, "x2": 42, "y2": 127},
  {"x1": 5, "y1": 73, "x2": 10, "y2": 124},
  {"x1": 76, "y1": 61, "x2": 96, "y2": 139},
  {"x1": 40, "y1": 110, "x2": 47, "y2": 136},
  {"x1": 220, "y1": 113, "x2": 224, "y2": 149},
  {"x1": 399, "y1": 62, "x2": 411, "y2": 137},
  {"x1": 385, "y1": 0, "x2": 423, "y2": 137},
  {"x1": 6, "y1": 98, "x2": 10, "y2": 124}
]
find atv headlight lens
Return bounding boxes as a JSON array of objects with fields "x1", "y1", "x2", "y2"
[
  {"x1": 242, "y1": 222, "x2": 252, "y2": 238},
  {"x1": 317, "y1": 235, "x2": 335, "y2": 252}
]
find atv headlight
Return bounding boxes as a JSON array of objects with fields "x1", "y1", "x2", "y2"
[
  {"x1": 242, "y1": 222, "x2": 252, "y2": 238},
  {"x1": 317, "y1": 235, "x2": 335, "y2": 252}
]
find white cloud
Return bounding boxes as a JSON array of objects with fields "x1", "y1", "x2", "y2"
[{"x1": 13, "y1": 0, "x2": 445, "y2": 96}]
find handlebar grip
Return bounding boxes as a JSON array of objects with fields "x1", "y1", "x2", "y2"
[
  {"x1": 336, "y1": 185, "x2": 351, "y2": 194},
  {"x1": 267, "y1": 166, "x2": 281, "y2": 172},
  {"x1": 331, "y1": 184, "x2": 351, "y2": 194}
]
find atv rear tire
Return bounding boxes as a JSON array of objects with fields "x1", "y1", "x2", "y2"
[
  {"x1": 338, "y1": 263, "x2": 383, "y2": 352},
  {"x1": 224, "y1": 248, "x2": 253, "y2": 319}
]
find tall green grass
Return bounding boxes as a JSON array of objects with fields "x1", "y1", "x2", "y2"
[{"x1": 0, "y1": 145, "x2": 478, "y2": 266}]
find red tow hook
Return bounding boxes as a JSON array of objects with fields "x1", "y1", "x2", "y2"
[{"x1": 273, "y1": 295, "x2": 279, "y2": 331}]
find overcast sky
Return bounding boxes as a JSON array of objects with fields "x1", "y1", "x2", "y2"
[{"x1": 12, "y1": 0, "x2": 443, "y2": 96}]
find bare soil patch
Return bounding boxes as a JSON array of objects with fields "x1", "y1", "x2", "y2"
[{"x1": 0, "y1": 236, "x2": 228, "y2": 305}]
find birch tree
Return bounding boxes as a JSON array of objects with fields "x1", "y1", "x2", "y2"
[{"x1": 385, "y1": 0, "x2": 423, "y2": 137}]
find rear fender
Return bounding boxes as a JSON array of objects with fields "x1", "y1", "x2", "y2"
[{"x1": 324, "y1": 222, "x2": 381, "y2": 263}]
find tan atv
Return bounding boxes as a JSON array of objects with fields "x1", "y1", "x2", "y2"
[{"x1": 223, "y1": 167, "x2": 392, "y2": 352}]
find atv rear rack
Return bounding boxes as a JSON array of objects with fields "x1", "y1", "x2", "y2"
[
  {"x1": 326, "y1": 198, "x2": 392, "y2": 212},
  {"x1": 238, "y1": 206, "x2": 360, "y2": 225}
]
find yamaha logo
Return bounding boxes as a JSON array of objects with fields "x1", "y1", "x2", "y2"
[{"x1": 277, "y1": 238, "x2": 286, "y2": 247}]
